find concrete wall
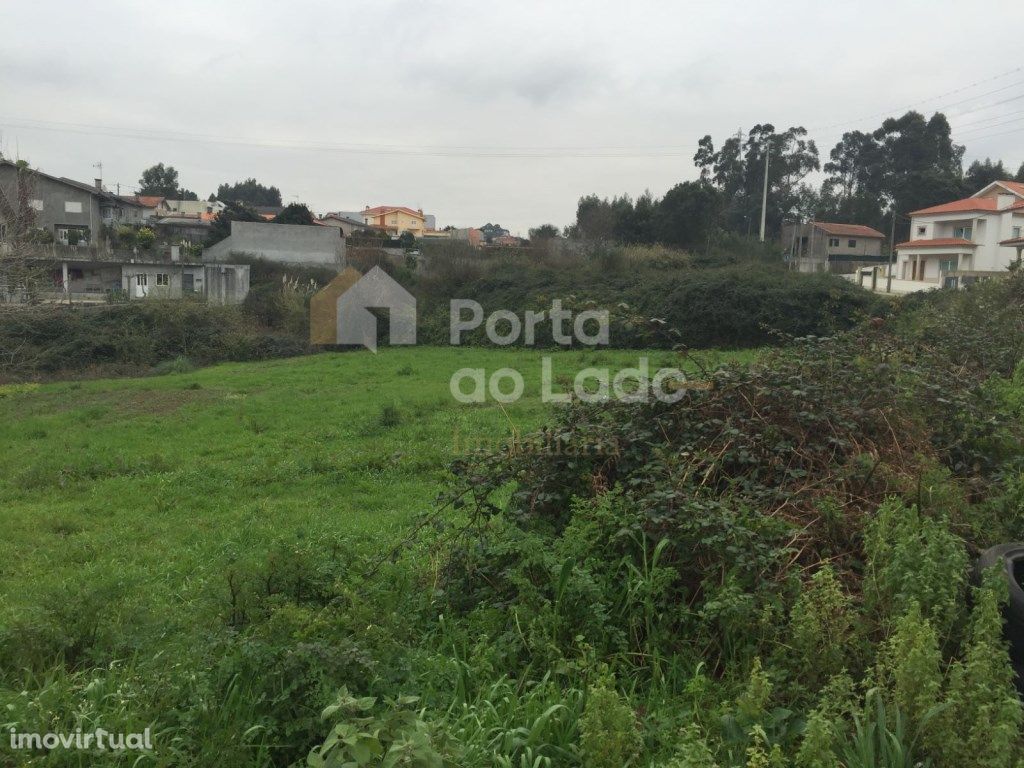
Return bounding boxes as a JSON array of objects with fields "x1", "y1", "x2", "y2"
[
  {"x1": 204, "y1": 221, "x2": 345, "y2": 267},
  {"x1": 0, "y1": 164, "x2": 102, "y2": 245},
  {"x1": 204, "y1": 264, "x2": 250, "y2": 304},
  {"x1": 318, "y1": 217, "x2": 363, "y2": 236}
]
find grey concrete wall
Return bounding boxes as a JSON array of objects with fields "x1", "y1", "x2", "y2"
[
  {"x1": 204, "y1": 221, "x2": 345, "y2": 267},
  {"x1": 0, "y1": 165, "x2": 102, "y2": 244},
  {"x1": 204, "y1": 264, "x2": 250, "y2": 305}
]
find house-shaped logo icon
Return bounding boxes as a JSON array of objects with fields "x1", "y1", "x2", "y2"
[{"x1": 309, "y1": 266, "x2": 416, "y2": 351}]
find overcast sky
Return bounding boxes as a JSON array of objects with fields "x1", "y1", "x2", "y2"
[{"x1": 3, "y1": 1, "x2": 1024, "y2": 235}]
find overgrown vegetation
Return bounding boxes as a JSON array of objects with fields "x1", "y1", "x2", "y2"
[
  {"x1": 1, "y1": 243, "x2": 881, "y2": 380},
  {"x1": 0, "y1": 268, "x2": 1022, "y2": 766},
  {"x1": 408, "y1": 241, "x2": 885, "y2": 349},
  {"x1": 0, "y1": 300, "x2": 306, "y2": 380}
]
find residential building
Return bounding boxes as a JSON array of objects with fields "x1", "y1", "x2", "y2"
[
  {"x1": 118, "y1": 195, "x2": 171, "y2": 222},
  {"x1": 361, "y1": 205, "x2": 426, "y2": 236},
  {"x1": 60, "y1": 259, "x2": 246, "y2": 303},
  {"x1": 165, "y1": 199, "x2": 225, "y2": 217},
  {"x1": 450, "y1": 227, "x2": 483, "y2": 247},
  {"x1": 0, "y1": 160, "x2": 109, "y2": 246},
  {"x1": 105, "y1": 196, "x2": 147, "y2": 227},
  {"x1": 204, "y1": 220, "x2": 345, "y2": 268},
  {"x1": 781, "y1": 221, "x2": 887, "y2": 274},
  {"x1": 151, "y1": 214, "x2": 211, "y2": 244},
  {"x1": 895, "y1": 180, "x2": 1024, "y2": 286},
  {"x1": 479, "y1": 223, "x2": 510, "y2": 242},
  {"x1": 316, "y1": 212, "x2": 369, "y2": 236},
  {"x1": 492, "y1": 234, "x2": 527, "y2": 247},
  {"x1": 0, "y1": 250, "x2": 249, "y2": 305},
  {"x1": 254, "y1": 205, "x2": 284, "y2": 221}
]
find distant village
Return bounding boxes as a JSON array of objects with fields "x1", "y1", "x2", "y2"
[
  {"x1": 3, "y1": 154, "x2": 1024, "y2": 307},
  {"x1": 0, "y1": 158, "x2": 531, "y2": 306}
]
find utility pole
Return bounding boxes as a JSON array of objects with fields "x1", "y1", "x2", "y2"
[
  {"x1": 758, "y1": 144, "x2": 770, "y2": 242},
  {"x1": 886, "y1": 208, "x2": 896, "y2": 293}
]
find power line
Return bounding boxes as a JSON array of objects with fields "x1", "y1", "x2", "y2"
[
  {"x1": 3, "y1": 67, "x2": 1024, "y2": 161},
  {"x1": 805, "y1": 66, "x2": 1024, "y2": 132},
  {"x1": 952, "y1": 107, "x2": 1024, "y2": 130},
  {"x1": 0, "y1": 116, "x2": 697, "y2": 155},
  {"x1": 955, "y1": 114, "x2": 1024, "y2": 138},
  {"x1": 812, "y1": 88, "x2": 1024, "y2": 150}
]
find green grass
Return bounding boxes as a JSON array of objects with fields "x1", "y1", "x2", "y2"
[{"x1": 0, "y1": 346, "x2": 755, "y2": 668}]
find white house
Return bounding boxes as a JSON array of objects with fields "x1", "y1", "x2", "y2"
[{"x1": 895, "y1": 180, "x2": 1024, "y2": 287}]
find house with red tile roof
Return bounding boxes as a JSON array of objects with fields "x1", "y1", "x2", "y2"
[
  {"x1": 895, "y1": 180, "x2": 1024, "y2": 285},
  {"x1": 118, "y1": 194, "x2": 171, "y2": 222},
  {"x1": 361, "y1": 205, "x2": 427, "y2": 236},
  {"x1": 781, "y1": 221, "x2": 887, "y2": 274}
]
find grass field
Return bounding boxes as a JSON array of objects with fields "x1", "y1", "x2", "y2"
[{"x1": 0, "y1": 346, "x2": 756, "y2": 668}]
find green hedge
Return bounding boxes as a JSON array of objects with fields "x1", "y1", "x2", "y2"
[{"x1": 0, "y1": 300, "x2": 307, "y2": 378}]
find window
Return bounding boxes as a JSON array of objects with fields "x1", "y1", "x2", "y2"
[
  {"x1": 828, "y1": 237, "x2": 840, "y2": 247},
  {"x1": 939, "y1": 257, "x2": 958, "y2": 273},
  {"x1": 953, "y1": 226, "x2": 973, "y2": 240},
  {"x1": 917, "y1": 226, "x2": 926, "y2": 236},
  {"x1": 136, "y1": 274, "x2": 148, "y2": 287},
  {"x1": 64, "y1": 201, "x2": 82, "y2": 214},
  {"x1": 848, "y1": 239, "x2": 857, "y2": 248},
  {"x1": 156, "y1": 273, "x2": 169, "y2": 286},
  {"x1": 30, "y1": 199, "x2": 43, "y2": 211},
  {"x1": 1013, "y1": 226, "x2": 1022, "y2": 239}
]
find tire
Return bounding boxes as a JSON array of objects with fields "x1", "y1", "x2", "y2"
[{"x1": 976, "y1": 543, "x2": 1024, "y2": 696}]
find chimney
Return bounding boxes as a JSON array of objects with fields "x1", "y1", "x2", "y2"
[{"x1": 94, "y1": 178, "x2": 103, "y2": 191}]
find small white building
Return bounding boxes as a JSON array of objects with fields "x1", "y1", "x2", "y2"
[{"x1": 896, "y1": 180, "x2": 1024, "y2": 287}]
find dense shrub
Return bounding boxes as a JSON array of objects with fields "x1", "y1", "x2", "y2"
[
  {"x1": 0, "y1": 300, "x2": 309, "y2": 379},
  {"x1": 435, "y1": 273, "x2": 1024, "y2": 764},
  {"x1": 415, "y1": 254, "x2": 884, "y2": 349}
]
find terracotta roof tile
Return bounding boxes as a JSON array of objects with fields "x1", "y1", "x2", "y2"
[
  {"x1": 909, "y1": 198, "x2": 999, "y2": 216},
  {"x1": 362, "y1": 205, "x2": 425, "y2": 219},
  {"x1": 895, "y1": 238, "x2": 977, "y2": 249},
  {"x1": 813, "y1": 222, "x2": 885, "y2": 238},
  {"x1": 994, "y1": 180, "x2": 1024, "y2": 196}
]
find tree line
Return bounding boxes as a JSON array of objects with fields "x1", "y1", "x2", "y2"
[
  {"x1": 136, "y1": 164, "x2": 283, "y2": 207},
  {"x1": 571, "y1": 110, "x2": 1024, "y2": 249}
]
